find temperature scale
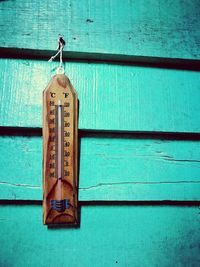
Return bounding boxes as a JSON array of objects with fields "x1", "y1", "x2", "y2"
[{"x1": 43, "y1": 73, "x2": 78, "y2": 225}]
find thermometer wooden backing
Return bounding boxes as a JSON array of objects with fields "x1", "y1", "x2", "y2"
[{"x1": 43, "y1": 74, "x2": 78, "y2": 225}]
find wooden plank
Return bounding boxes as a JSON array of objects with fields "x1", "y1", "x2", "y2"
[
  {"x1": 0, "y1": 0, "x2": 200, "y2": 61},
  {"x1": 0, "y1": 204, "x2": 200, "y2": 267},
  {"x1": 0, "y1": 59, "x2": 200, "y2": 133},
  {"x1": 0, "y1": 135, "x2": 199, "y2": 201}
]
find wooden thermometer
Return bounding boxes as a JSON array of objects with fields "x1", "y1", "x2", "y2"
[{"x1": 43, "y1": 73, "x2": 78, "y2": 225}]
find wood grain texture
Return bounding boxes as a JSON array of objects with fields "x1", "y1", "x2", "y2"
[
  {"x1": 0, "y1": 0, "x2": 200, "y2": 61},
  {"x1": 0, "y1": 59, "x2": 200, "y2": 133},
  {"x1": 0, "y1": 204, "x2": 200, "y2": 267},
  {"x1": 43, "y1": 74, "x2": 78, "y2": 225},
  {"x1": 0, "y1": 136, "x2": 199, "y2": 201}
]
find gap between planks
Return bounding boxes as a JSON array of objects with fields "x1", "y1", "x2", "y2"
[
  {"x1": 0, "y1": 199, "x2": 200, "y2": 207},
  {"x1": 0, "y1": 126, "x2": 200, "y2": 140},
  {"x1": 1, "y1": 48, "x2": 200, "y2": 71}
]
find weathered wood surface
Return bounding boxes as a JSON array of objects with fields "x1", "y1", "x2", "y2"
[
  {"x1": 0, "y1": 0, "x2": 200, "y2": 62},
  {"x1": 43, "y1": 74, "x2": 78, "y2": 224},
  {"x1": 0, "y1": 59, "x2": 200, "y2": 133},
  {"x1": 0, "y1": 204, "x2": 200, "y2": 267},
  {"x1": 0, "y1": 136, "x2": 199, "y2": 201}
]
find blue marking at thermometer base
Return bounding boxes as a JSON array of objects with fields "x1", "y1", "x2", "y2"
[{"x1": 50, "y1": 199, "x2": 70, "y2": 212}]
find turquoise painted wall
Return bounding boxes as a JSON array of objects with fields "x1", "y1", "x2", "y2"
[{"x1": 0, "y1": 1, "x2": 200, "y2": 266}]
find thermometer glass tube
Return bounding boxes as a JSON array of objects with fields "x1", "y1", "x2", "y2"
[{"x1": 50, "y1": 99, "x2": 70, "y2": 212}]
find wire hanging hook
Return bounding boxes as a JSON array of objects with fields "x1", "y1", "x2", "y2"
[{"x1": 48, "y1": 35, "x2": 66, "y2": 74}]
